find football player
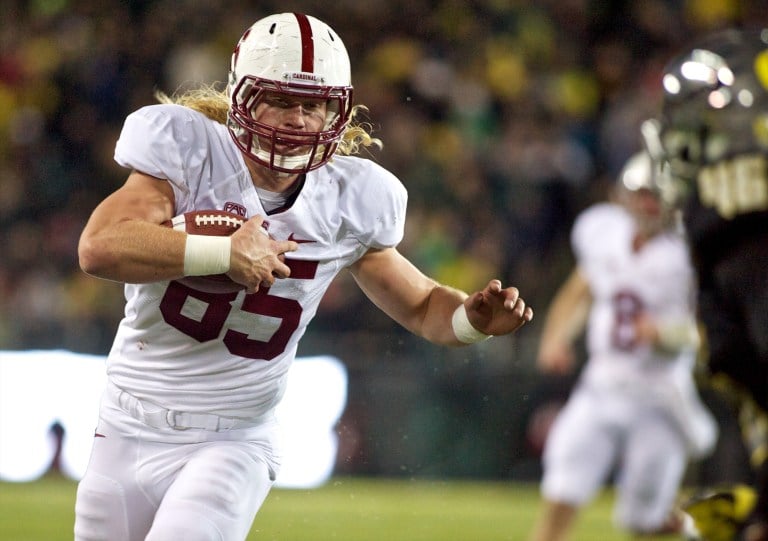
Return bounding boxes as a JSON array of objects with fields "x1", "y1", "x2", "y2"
[
  {"x1": 73, "y1": 12, "x2": 533, "y2": 541},
  {"x1": 644, "y1": 27, "x2": 768, "y2": 541},
  {"x1": 527, "y1": 151, "x2": 717, "y2": 541}
]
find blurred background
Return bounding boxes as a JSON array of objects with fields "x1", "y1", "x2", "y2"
[{"x1": 0, "y1": 0, "x2": 763, "y2": 486}]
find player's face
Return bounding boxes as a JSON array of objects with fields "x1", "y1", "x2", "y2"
[
  {"x1": 252, "y1": 92, "x2": 328, "y2": 154},
  {"x1": 627, "y1": 188, "x2": 665, "y2": 235}
]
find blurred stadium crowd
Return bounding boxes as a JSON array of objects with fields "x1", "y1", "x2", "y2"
[{"x1": 1, "y1": 0, "x2": 765, "y2": 479}]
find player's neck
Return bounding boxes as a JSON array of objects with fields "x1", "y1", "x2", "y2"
[
  {"x1": 246, "y1": 158, "x2": 302, "y2": 194},
  {"x1": 632, "y1": 227, "x2": 661, "y2": 252},
  {"x1": 632, "y1": 233, "x2": 647, "y2": 253}
]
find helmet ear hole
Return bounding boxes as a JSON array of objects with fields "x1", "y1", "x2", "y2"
[{"x1": 680, "y1": 144, "x2": 693, "y2": 163}]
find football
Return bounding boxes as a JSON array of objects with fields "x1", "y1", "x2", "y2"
[{"x1": 164, "y1": 210, "x2": 247, "y2": 294}]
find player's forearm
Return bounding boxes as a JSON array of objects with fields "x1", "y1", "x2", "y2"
[
  {"x1": 353, "y1": 247, "x2": 470, "y2": 344},
  {"x1": 366, "y1": 277, "x2": 468, "y2": 345},
  {"x1": 541, "y1": 269, "x2": 591, "y2": 345},
  {"x1": 79, "y1": 220, "x2": 187, "y2": 283},
  {"x1": 541, "y1": 293, "x2": 588, "y2": 347},
  {"x1": 418, "y1": 284, "x2": 470, "y2": 346},
  {"x1": 536, "y1": 309, "x2": 580, "y2": 373}
]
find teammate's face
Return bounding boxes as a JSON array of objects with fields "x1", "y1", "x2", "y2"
[{"x1": 627, "y1": 189, "x2": 665, "y2": 235}]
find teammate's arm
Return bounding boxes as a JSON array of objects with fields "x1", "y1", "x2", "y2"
[
  {"x1": 536, "y1": 266, "x2": 592, "y2": 375},
  {"x1": 634, "y1": 313, "x2": 701, "y2": 353},
  {"x1": 349, "y1": 247, "x2": 532, "y2": 345}
]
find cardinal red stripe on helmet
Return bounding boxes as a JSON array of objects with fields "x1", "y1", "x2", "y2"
[{"x1": 294, "y1": 13, "x2": 314, "y2": 73}]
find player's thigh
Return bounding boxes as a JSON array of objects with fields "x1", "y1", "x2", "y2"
[
  {"x1": 146, "y1": 441, "x2": 274, "y2": 541},
  {"x1": 541, "y1": 392, "x2": 618, "y2": 505},
  {"x1": 615, "y1": 414, "x2": 687, "y2": 529},
  {"x1": 74, "y1": 424, "x2": 156, "y2": 541}
]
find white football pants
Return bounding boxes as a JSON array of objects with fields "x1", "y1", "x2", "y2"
[
  {"x1": 541, "y1": 385, "x2": 688, "y2": 532},
  {"x1": 74, "y1": 391, "x2": 281, "y2": 541}
]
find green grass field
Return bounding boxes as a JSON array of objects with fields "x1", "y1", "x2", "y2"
[{"x1": 0, "y1": 476, "x2": 680, "y2": 540}]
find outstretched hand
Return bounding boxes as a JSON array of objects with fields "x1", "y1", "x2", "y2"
[{"x1": 464, "y1": 279, "x2": 533, "y2": 336}]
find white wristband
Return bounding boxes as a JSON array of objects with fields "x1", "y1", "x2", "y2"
[
  {"x1": 183, "y1": 235, "x2": 232, "y2": 276},
  {"x1": 451, "y1": 305, "x2": 491, "y2": 344},
  {"x1": 656, "y1": 320, "x2": 701, "y2": 353}
]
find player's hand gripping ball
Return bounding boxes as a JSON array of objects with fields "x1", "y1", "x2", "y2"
[{"x1": 164, "y1": 210, "x2": 251, "y2": 294}]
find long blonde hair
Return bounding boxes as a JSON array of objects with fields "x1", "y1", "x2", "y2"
[{"x1": 155, "y1": 85, "x2": 382, "y2": 156}]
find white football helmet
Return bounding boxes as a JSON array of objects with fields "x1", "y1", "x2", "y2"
[
  {"x1": 619, "y1": 151, "x2": 655, "y2": 193},
  {"x1": 227, "y1": 13, "x2": 354, "y2": 174},
  {"x1": 616, "y1": 150, "x2": 674, "y2": 235}
]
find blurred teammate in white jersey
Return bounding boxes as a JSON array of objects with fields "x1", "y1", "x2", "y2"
[
  {"x1": 73, "y1": 12, "x2": 533, "y2": 541},
  {"x1": 527, "y1": 151, "x2": 717, "y2": 541}
]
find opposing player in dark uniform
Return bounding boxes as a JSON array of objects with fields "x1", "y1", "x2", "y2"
[{"x1": 645, "y1": 27, "x2": 768, "y2": 541}]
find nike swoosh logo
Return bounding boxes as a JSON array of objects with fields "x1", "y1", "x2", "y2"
[
  {"x1": 287, "y1": 233, "x2": 315, "y2": 244},
  {"x1": 94, "y1": 432, "x2": 106, "y2": 438}
]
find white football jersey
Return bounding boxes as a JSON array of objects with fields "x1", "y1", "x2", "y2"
[
  {"x1": 572, "y1": 203, "x2": 697, "y2": 391},
  {"x1": 108, "y1": 104, "x2": 407, "y2": 419}
]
